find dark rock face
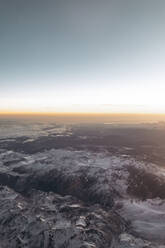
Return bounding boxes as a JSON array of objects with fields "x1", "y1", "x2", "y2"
[
  {"x1": 1, "y1": 148, "x2": 165, "y2": 246},
  {"x1": 0, "y1": 186, "x2": 126, "y2": 248},
  {"x1": 0, "y1": 136, "x2": 165, "y2": 247},
  {"x1": 0, "y1": 154, "x2": 164, "y2": 248},
  {"x1": 0, "y1": 157, "x2": 116, "y2": 208},
  {"x1": 0, "y1": 148, "x2": 129, "y2": 247},
  {"x1": 127, "y1": 166, "x2": 165, "y2": 200}
]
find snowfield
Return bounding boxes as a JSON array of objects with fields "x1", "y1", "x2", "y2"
[{"x1": 0, "y1": 120, "x2": 165, "y2": 247}]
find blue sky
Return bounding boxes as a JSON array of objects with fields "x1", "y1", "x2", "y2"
[{"x1": 0, "y1": 0, "x2": 165, "y2": 113}]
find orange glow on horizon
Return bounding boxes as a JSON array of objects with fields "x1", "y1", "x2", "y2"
[
  {"x1": 1, "y1": 111, "x2": 165, "y2": 116},
  {"x1": 1, "y1": 111, "x2": 165, "y2": 124}
]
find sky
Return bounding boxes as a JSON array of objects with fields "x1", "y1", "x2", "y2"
[{"x1": 0, "y1": 0, "x2": 165, "y2": 114}]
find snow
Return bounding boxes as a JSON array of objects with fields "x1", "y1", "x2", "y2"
[
  {"x1": 1, "y1": 146, "x2": 165, "y2": 243},
  {"x1": 118, "y1": 199, "x2": 165, "y2": 242}
]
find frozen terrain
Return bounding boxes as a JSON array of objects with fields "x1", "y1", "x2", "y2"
[{"x1": 0, "y1": 119, "x2": 165, "y2": 247}]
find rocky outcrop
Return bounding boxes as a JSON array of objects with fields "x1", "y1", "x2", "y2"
[
  {"x1": 0, "y1": 148, "x2": 165, "y2": 247},
  {"x1": 0, "y1": 186, "x2": 126, "y2": 248},
  {"x1": 0, "y1": 153, "x2": 117, "y2": 208},
  {"x1": 127, "y1": 166, "x2": 165, "y2": 200}
]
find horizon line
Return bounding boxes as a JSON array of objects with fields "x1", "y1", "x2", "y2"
[{"x1": 1, "y1": 112, "x2": 165, "y2": 116}]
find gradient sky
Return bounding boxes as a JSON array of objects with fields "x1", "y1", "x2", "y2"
[{"x1": 0, "y1": 0, "x2": 165, "y2": 113}]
